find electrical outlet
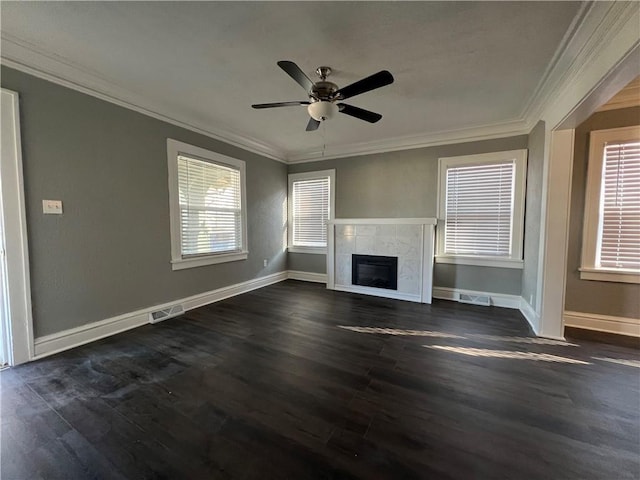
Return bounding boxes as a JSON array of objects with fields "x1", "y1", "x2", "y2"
[
  {"x1": 42, "y1": 199, "x2": 63, "y2": 215},
  {"x1": 263, "y1": 259, "x2": 268, "y2": 267}
]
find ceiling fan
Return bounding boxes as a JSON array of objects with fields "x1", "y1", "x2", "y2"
[{"x1": 252, "y1": 61, "x2": 394, "y2": 131}]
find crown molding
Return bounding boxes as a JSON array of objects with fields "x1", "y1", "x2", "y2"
[
  {"x1": 0, "y1": 34, "x2": 287, "y2": 163},
  {"x1": 287, "y1": 2, "x2": 640, "y2": 163},
  {"x1": 1, "y1": 31, "x2": 535, "y2": 165},
  {"x1": 2, "y1": 1, "x2": 635, "y2": 165},
  {"x1": 285, "y1": 119, "x2": 531, "y2": 163},
  {"x1": 0, "y1": 31, "x2": 539, "y2": 166},
  {"x1": 522, "y1": 1, "x2": 640, "y2": 129},
  {"x1": 518, "y1": 2, "x2": 593, "y2": 122}
]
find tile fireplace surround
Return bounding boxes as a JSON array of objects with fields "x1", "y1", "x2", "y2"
[{"x1": 327, "y1": 218, "x2": 437, "y2": 303}]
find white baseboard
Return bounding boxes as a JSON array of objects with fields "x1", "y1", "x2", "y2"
[
  {"x1": 519, "y1": 298, "x2": 540, "y2": 335},
  {"x1": 287, "y1": 270, "x2": 327, "y2": 283},
  {"x1": 432, "y1": 287, "x2": 548, "y2": 337},
  {"x1": 181, "y1": 271, "x2": 288, "y2": 311},
  {"x1": 33, "y1": 271, "x2": 288, "y2": 360},
  {"x1": 39, "y1": 271, "x2": 608, "y2": 360},
  {"x1": 34, "y1": 311, "x2": 149, "y2": 360},
  {"x1": 432, "y1": 286, "x2": 521, "y2": 309},
  {"x1": 564, "y1": 310, "x2": 640, "y2": 337}
]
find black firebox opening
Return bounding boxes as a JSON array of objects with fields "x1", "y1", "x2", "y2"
[{"x1": 352, "y1": 254, "x2": 398, "y2": 290}]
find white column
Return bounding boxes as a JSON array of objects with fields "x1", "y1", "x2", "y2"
[{"x1": 538, "y1": 129, "x2": 575, "y2": 339}]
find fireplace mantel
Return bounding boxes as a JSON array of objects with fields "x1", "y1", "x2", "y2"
[{"x1": 326, "y1": 218, "x2": 437, "y2": 303}]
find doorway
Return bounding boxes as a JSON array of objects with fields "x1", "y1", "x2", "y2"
[{"x1": 537, "y1": 46, "x2": 640, "y2": 339}]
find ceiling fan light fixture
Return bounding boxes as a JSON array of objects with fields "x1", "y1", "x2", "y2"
[{"x1": 307, "y1": 101, "x2": 338, "y2": 121}]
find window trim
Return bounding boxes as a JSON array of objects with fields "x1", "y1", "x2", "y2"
[
  {"x1": 167, "y1": 139, "x2": 248, "y2": 270},
  {"x1": 435, "y1": 149, "x2": 527, "y2": 269},
  {"x1": 287, "y1": 169, "x2": 335, "y2": 254},
  {"x1": 580, "y1": 126, "x2": 640, "y2": 284}
]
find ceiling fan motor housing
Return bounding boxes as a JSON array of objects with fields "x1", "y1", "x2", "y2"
[{"x1": 311, "y1": 81, "x2": 339, "y2": 101}]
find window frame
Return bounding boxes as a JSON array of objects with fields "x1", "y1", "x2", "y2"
[
  {"x1": 287, "y1": 169, "x2": 335, "y2": 255},
  {"x1": 580, "y1": 125, "x2": 640, "y2": 284},
  {"x1": 167, "y1": 138, "x2": 248, "y2": 270},
  {"x1": 436, "y1": 149, "x2": 527, "y2": 269}
]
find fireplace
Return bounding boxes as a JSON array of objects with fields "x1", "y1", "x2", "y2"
[
  {"x1": 352, "y1": 254, "x2": 398, "y2": 290},
  {"x1": 327, "y1": 218, "x2": 436, "y2": 303}
]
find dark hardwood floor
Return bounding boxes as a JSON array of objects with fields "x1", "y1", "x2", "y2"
[{"x1": 2, "y1": 280, "x2": 639, "y2": 479}]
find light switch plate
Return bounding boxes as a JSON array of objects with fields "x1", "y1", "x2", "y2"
[{"x1": 43, "y1": 199, "x2": 63, "y2": 215}]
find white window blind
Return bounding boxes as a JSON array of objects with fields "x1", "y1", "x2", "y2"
[
  {"x1": 597, "y1": 141, "x2": 640, "y2": 269},
  {"x1": 177, "y1": 155, "x2": 242, "y2": 257},
  {"x1": 444, "y1": 162, "x2": 514, "y2": 257},
  {"x1": 292, "y1": 177, "x2": 330, "y2": 247}
]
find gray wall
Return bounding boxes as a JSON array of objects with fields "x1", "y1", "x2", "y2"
[
  {"x1": 565, "y1": 106, "x2": 640, "y2": 319},
  {"x1": 521, "y1": 120, "x2": 546, "y2": 308},
  {"x1": 288, "y1": 135, "x2": 529, "y2": 295},
  {"x1": 1, "y1": 67, "x2": 287, "y2": 337}
]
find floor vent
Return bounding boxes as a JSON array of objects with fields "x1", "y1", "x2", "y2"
[
  {"x1": 458, "y1": 293, "x2": 491, "y2": 306},
  {"x1": 149, "y1": 304, "x2": 185, "y2": 324}
]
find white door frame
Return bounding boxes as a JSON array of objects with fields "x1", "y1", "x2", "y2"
[
  {"x1": 535, "y1": 4, "x2": 639, "y2": 339},
  {"x1": 1, "y1": 88, "x2": 34, "y2": 365}
]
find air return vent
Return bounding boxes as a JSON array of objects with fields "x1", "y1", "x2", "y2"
[
  {"x1": 458, "y1": 293, "x2": 491, "y2": 306},
  {"x1": 149, "y1": 304, "x2": 184, "y2": 324}
]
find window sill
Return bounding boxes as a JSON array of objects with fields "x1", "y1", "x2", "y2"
[
  {"x1": 579, "y1": 267, "x2": 640, "y2": 284},
  {"x1": 288, "y1": 246, "x2": 327, "y2": 255},
  {"x1": 435, "y1": 255, "x2": 523, "y2": 269},
  {"x1": 171, "y1": 251, "x2": 248, "y2": 270}
]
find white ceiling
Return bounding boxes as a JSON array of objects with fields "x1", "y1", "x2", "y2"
[{"x1": 1, "y1": 2, "x2": 585, "y2": 161}]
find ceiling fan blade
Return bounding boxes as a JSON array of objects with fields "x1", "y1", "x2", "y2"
[
  {"x1": 334, "y1": 70, "x2": 394, "y2": 100},
  {"x1": 306, "y1": 117, "x2": 320, "y2": 131},
  {"x1": 277, "y1": 61, "x2": 314, "y2": 92},
  {"x1": 252, "y1": 101, "x2": 310, "y2": 109},
  {"x1": 338, "y1": 103, "x2": 382, "y2": 123}
]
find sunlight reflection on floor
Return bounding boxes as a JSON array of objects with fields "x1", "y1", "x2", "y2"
[
  {"x1": 337, "y1": 325, "x2": 576, "y2": 346},
  {"x1": 337, "y1": 326, "x2": 462, "y2": 338},
  {"x1": 336, "y1": 325, "x2": 640, "y2": 366},
  {"x1": 593, "y1": 357, "x2": 640, "y2": 368},
  {"x1": 469, "y1": 334, "x2": 578, "y2": 347},
  {"x1": 424, "y1": 345, "x2": 590, "y2": 364}
]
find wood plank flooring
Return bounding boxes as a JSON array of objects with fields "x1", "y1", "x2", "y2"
[{"x1": 1, "y1": 280, "x2": 639, "y2": 479}]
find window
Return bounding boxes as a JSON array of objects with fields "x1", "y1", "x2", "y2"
[
  {"x1": 581, "y1": 126, "x2": 640, "y2": 284},
  {"x1": 288, "y1": 170, "x2": 335, "y2": 254},
  {"x1": 436, "y1": 150, "x2": 527, "y2": 268},
  {"x1": 167, "y1": 139, "x2": 248, "y2": 270}
]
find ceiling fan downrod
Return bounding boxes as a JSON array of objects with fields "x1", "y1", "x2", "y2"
[{"x1": 315, "y1": 66, "x2": 332, "y2": 81}]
